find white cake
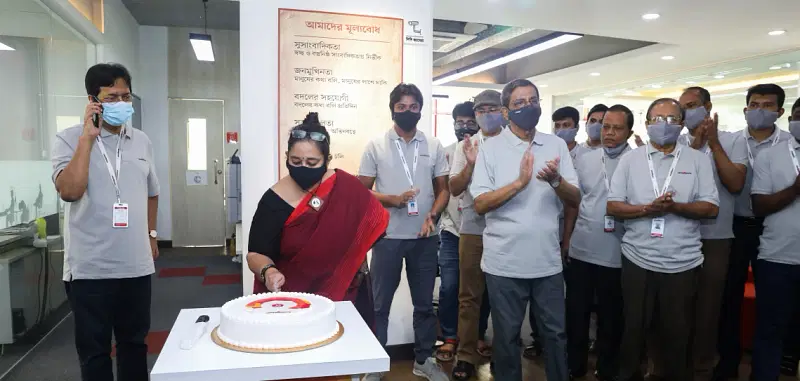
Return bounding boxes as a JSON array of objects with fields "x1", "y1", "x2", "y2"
[{"x1": 216, "y1": 292, "x2": 339, "y2": 350}]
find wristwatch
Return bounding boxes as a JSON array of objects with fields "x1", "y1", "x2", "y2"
[
  {"x1": 259, "y1": 264, "x2": 276, "y2": 283},
  {"x1": 149, "y1": 230, "x2": 158, "y2": 239},
  {"x1": 549, "y1": 176, "x2": 562, "y2": 189}
]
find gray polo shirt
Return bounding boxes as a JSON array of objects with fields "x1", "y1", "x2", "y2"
[
  {"x1": 734, "y1": 127, "x2": 793, "y2": 217},
  {"x1": 450, "y1": 131, "x2": 496, "y2": 236},
  {"x1": 569, "y1": 146, "x2": 631, "y2": 268},
  {"x1": 608, "y1": 143, "x2": 719, "y2": 273},
  {"x1": 51, "y1": 125, "x2": 160, "y2": 280},
  {"x1": 358, "y1": 129, "x2": 449, "y2": 239},
  {"x1": 677, "y1": 131, "x2": 748, "y2": 239},
  {"x1": 751, "y1": 139, "x2": 800, "y2": 265},
  {"x1": 470, "y1": 128, "x2": 579, "y2": 279},
  {"x1": 439, "y1": 143, "x2": 461, "y2": 237}
]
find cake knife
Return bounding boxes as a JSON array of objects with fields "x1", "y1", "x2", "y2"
[{"x1": 180, "y1": 315, "x2": 210, "y2": 350}]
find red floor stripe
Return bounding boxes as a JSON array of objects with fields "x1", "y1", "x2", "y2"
[
  {"x1": 202, "y1": 273, "x2": 242, "y2": 286},
  {"x1": 111, "y1": 330, "x2": 170, "y2": 357},
  {"x1": 158, "y1": 267, "x2": 206, "y2": 278}
]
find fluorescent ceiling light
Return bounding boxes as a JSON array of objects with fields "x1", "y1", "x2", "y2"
[
  {"x1": 770, "y1": 65, "x2": 782, "y2": 70},
  {"x1": 189, "y1": 33, "x2": 215, "y2": 62},
  {"x1": 713, "y1": 74, "x2": 725, "y2": 79},
  {"x1": 432, "y1": 33, "x2": 583, "y2": 85},
  {"x1": 768, "y1": 29, "x2": 786, "y2": 36},
  {"x1": 661, "y1": 55, "x2": 674, "y2": 60},
  {"x1": 0, "y1": 41, "x2": 14, "y2": 51},
  {"x1": 540, "y1": 84, "x2": 549, "y2": 88},
  {"x1": 650, "y1": 84, "x2": 662, "y2": 89},
  {"x1": 589, "y1": 72, "x2": 600, "y2": 77},
  {"x1": 686, "y1": 81, "x2": 696, "y2": 84},
  {"x1": 642, "y1": 13, "x2": 660, "y2": 20}
]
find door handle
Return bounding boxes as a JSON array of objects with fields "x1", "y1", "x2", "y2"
[{"x1": 214, "y1": 159, "x2": 221, "y2": 185}]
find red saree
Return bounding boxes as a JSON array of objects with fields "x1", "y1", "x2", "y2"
[{"x1": 253, "y1": 170, "x2": 388, "y2": 309}]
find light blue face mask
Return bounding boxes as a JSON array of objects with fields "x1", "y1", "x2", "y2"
[
  {"x1": 684, "y1": 107, "x2": 708, "y2": 130},
  {"x1": 646, "y1": 122, "x2": 683, "y2": 146},
  {"x1": 604, "y1": 143, "x2": 629, "y2": 158},
  {"x1": 789, "y1": 120, "x2": 800, "y2": 140},
  {"x1": 554, "y1": 127, "x2": 578, "y2": 143},
  {"x1": 745, "y1": 109, "x2": 779, "y2": 130},
  {"x1": 102, "y1": 101, "x2": 135, "y2": 126},
  {"x1": 586, "y1": 122, "x2": 602, "y2": 140},
  {"x1": 476, "y1": 112, "x2": 505, "y2": 134}
]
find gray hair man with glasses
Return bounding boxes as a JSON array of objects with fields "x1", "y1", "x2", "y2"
[
  {"x1": 470, "y1": 79, "x2": 581, "y2": 381},
  {"x1": 607, "y1": 98, "x2": 720, "y2": 381}
]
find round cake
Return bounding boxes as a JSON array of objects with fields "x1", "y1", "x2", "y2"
[{"x1": 215, "y1": 292, "x2": 340, "y2": 351}]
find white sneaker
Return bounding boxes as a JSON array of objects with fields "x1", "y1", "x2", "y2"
[
  {"x1": 412, "y1": 358, "x2": 449, "y2": 381},
  {"x1": 362, "y1": 372, "x2": 385, "y2": 381}
]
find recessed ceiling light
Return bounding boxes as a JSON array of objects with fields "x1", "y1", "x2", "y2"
[
  {"x1": 642, "y1": 13, "x2": 660, "y2": 20},
  {"x1": 651, "y1": 84, "x2": 662, "y2": 89},
  {"x1": 770, "y1": 65, "x2": 782, "y2": 70},
  {"x1": 540, "y1": 84, "x2": 549, "y2": 88},
  {"x1": 661, "y1": 55, "x2": 675, "y2": 60},
  {"x1": 714, "y1": 75, "x2": 725, "y2": 79},
  {"x1": 603, "y1": 93, "x2": 612, "y2": 97},
  {"x1": 590, "y1": 72, "x2": 600, "y2": 76},
  {"x1": 686, "y1": 81, "x2": 696, "y2": 84},
  {"x1": 768, "y1": 30, "x2": 786, "y2": 36}
]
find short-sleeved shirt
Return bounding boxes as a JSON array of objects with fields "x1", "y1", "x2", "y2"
[
  {"x1": 751, "y1": 139, "x2": 800, "y2": 265},
  {"x1": 608, "y1": 143, "x2": 719, "y2": 273},
  {"x1": 570, "y1": 142, "x2": 596, "y2": 164},
  {"x1": 470, "y1": 128, "x2": 579, "y2": 279},
  {"x1": 439, "y1": 143, "x2": 461, "y2": 237},
  {"x1": 677, "y1": 131, "x2": 748, "y2": 239},
  {"x1": 734, "y1": 127, "x2": 794, "y2": 217},
  {"x1": 450, "y1": 131, "x2": 495, "y2": 236},
  {"x1": 51, "y1": 125, "x2": 160, "y2": 280},
  {"x1": 358, "y1": 129, "x2": 449, "y2": 239},
  {"x1": 569, "y1": 146, "x2": 631, "y2": 268}
]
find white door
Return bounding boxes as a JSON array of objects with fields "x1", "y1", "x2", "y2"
[{"x1": 169, "y1": 99, "x2": 226, "y2": 247}]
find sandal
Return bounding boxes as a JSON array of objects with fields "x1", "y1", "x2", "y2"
[
  {"x1": 452, "y1": 360, "x2": 475, "y2": 380},
  {"x1": 477, "y1": 340, "x2": 492, "y2": 358},
  {"x1": 435, "y1": 339, "x2": 457, "y2": 362}
]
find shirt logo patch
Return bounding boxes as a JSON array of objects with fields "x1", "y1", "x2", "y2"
[
  {"x1": 138, "y1": 158, "x2": 147, "y2": 162},
  {"x1": 677, "y1": 171, "x2": 692, "y2": 175}
]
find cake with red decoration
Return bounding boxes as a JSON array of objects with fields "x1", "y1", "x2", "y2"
[{"x1": 214, "y1": 292, "x2": 341, "y2": 351}]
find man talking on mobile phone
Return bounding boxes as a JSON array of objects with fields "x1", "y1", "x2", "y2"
[{"x1": 51, "y1": 63, "x2": 160, "y2": 381}]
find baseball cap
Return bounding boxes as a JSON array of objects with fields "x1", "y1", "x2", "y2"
[{"x1": 473, "y1": 90, "x2": 502, "y2": 109}]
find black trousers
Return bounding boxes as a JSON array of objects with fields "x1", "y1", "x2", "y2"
[
  {"x1": 66, "y1": 275, "x2": 152, "y2": 381},
  {"x1": 716, "y1": 216, "x2": 763, "y2": 377},
  {"x1": 566, "y1": 258, "x2": 623, "y2": 377}
]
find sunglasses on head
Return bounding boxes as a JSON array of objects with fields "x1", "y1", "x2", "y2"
[{"x1": 291, "y1": 129, "x2": 327, "y2": 142}]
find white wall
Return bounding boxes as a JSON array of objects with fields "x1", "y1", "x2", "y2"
[
  {"x1": 138, "y1": 26, "x2": 171, "y2": 239},
  {"x1": 97, "y1": 0, "x2": 139, "y2": 78},
  {"x1": 240, "y1": 0, "x2": 433, "y2": 345}
]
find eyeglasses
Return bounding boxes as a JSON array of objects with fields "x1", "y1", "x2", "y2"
[
  {"x1": 647, "y1": 115, "x2": 683, "y2": 124},
  {"x1": 97, "y1": 94, "x2": 133, "y2": 103},
  {"x1": 511, "y1": 97, "x2": 540, "y2": 109},
  {"x1": 455, "y1": 121, "x2": 477, "y2": 128},
  {"x1": 475, "y1": 107, "x2": 500, "y2": 115},
  {"x1": 291, "y1": 129, "x2": 327, "y2": 142}
]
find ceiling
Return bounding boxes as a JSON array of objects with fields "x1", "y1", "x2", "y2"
[{"x1": 119, "y1": 0, "x2": 800, "y2": 97}]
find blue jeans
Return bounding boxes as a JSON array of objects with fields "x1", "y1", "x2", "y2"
[
  {"x1": 487, "y1": 272, "x2": 568, "y2": 381},
  {"x1": 371, "y1": 237, "x2": 439, "y2": 363},
  {"x1": 438, "y1": 230, "x2": 460, "y2": 340},
  {"x1": 752, "y1": 259, "x2": 800, "y2": 381}
]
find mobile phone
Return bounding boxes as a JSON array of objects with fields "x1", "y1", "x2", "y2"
[{"x1": 91, "y1": 96, "x2": 103, "y2": 128}]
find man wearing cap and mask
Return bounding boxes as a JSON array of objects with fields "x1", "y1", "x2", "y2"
[
  {"x1": 449, "y1": 90, "x2": 504, "y2": 380},
  {"x1": 642, "y1": 86, "x2": 747, "y2": 381},
  {"x1": 434, "y1": 101, "x2": 476, "y2": 364},
  {"x1": 748, "y1": 96, "x2": 800, "y2": 381},
  {"x1": 607, "y1": 98, "x2": 719, "y2": 381},
  {"x1": 566, "y1": 104, "x2": 634, "y2": 380},
  {"x1": 358, "y1": 83, "x2": 450, "y2": 381},
  {"x1": 715, "y1": 84, "x2": 794, "y2": 381},
  {"x1": 470, "y1": 78, "x2": 581, "y2": 381},
  {"x1": 51, "y1": 63, "x2": 160, "y2": 381}
]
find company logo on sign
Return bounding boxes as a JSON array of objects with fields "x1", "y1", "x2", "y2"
[{"x1": 405, "y1": 20, "x2": 425, "y2": 45}]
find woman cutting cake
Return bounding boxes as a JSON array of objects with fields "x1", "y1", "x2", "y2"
[{"x1": 246, "y1": 112, "x2": 388, "y2": 329}]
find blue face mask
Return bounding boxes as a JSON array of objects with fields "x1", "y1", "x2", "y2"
[
  {"x1": 586, "y1": 122, "x2": 602, "y2": 141},
  {"x1": 554, "y1": 128, "x2": 578, "y2": 143},
  {"x1": 646, "y1": 122, "x2": 683, "y2": 146},
  {"x1": 684, "y1": 107, "x2": 708, "y2": 130},
  {"x1": 789, "y1": 120, "x2": 800, "y2": 141},
  {"x1": 101, "y1": 101, "x2": 135, "y2": 126},
  {"x1": 746, "y1": 109, "x2": 779, "y2": 130},
  {"x1": 476, "y1": 113, "x2": 505, "y2": 134},
  {"x1": 604, "y1": 143, "x2": 629, "y2": 158},
  {"x1": 508, "y1": 105, "x2": 541, "y2": 131}
]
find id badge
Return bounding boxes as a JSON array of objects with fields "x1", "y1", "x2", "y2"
[
  {"x1": 112, "y1": 203, "x2": 129, "y2": 228},
  {"x1": 407, "y1": 199, "x2": 419, "y2": 216},
  {"x1": 603, "y1": 215, "x2": 616, "y2": 232},
  {"x1": 650, "y1": 217, "x2": 665, "y2": 238}
]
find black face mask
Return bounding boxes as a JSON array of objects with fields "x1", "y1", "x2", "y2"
[
  {"x1": 287, "y1": 161, "x2": 327, "y2": 190},
  {"x1": 393, "y1": 110, "x2": 421, "y2": 132},
  {"x1": 455, "y1": 127, "x2": 479, "y2": 142}
]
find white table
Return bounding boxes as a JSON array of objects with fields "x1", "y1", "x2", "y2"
[{"x1": 151, "y1": 302, "x2": 390, "y2": 381}]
